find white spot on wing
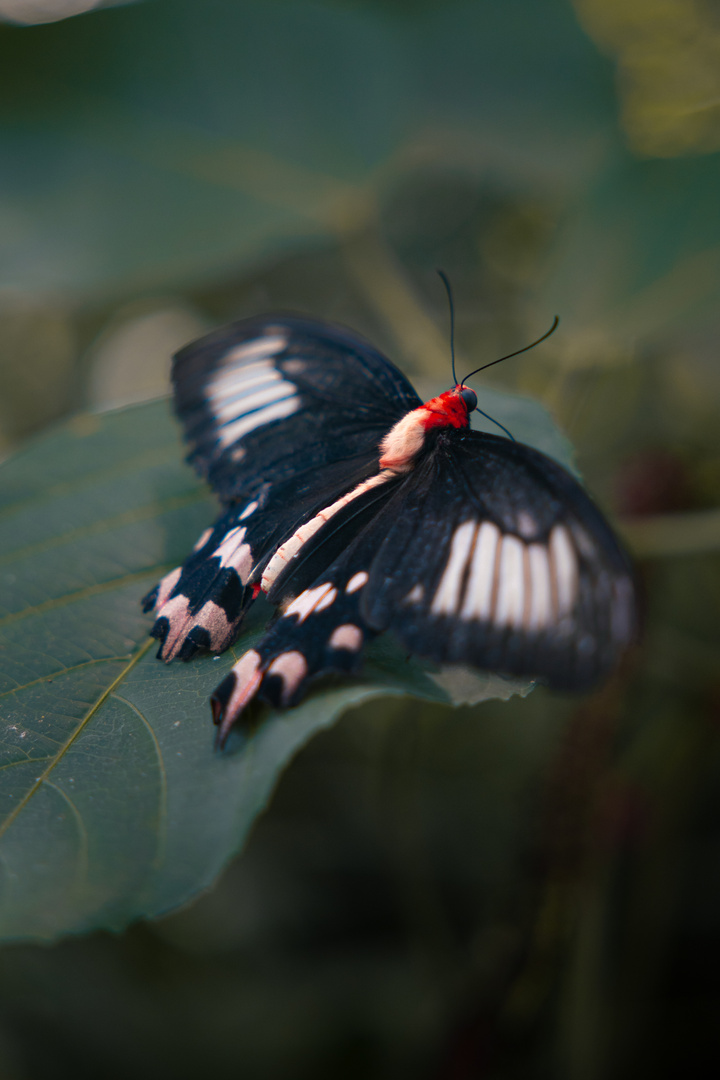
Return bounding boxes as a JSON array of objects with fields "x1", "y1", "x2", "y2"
[
  {"x1": 346, "y1": 571, "x2": 369, "y2": 594},
  {"x1": 239, "y1": 501, "x2": 258, "y2": 520},
  {"x1": 216, "y1": 396, "x2": 299, "y2": 449},
  {"x1": 194, "y1": 600, "x2": 234, "y2": 650},
  {"x1": 208, "y1": 363, "x2": 282, "y2": 405},
  {"x1": 156, "y1": 593, "x2": 192, "y2": 659},
  {"x1": 222, "y1": 334, "x2": 287, "y2": 366},
  {"x1": 266, "y1": 651, "x2": 308, "y2": 705},
  {"x1": 550, "y1": 525, "x2": 578, "y2": 616},
  {"x1": 329, "y1": 624, "x2": 363, "y2": 651},
  {"x1": 215, "y1": 380, "x2": 297, "y2": 426},
  {"x1": 213, "y1": 525, "x2": 253, "y2": 582},
  {"x1": 284, "y1": 582, "x2": 336, "y2": 624},
  {"x1": 156, "y1": 566, "x2": 182, "y2": 610},
  {"x1": 404, "y1": 583, "x2": 424, "y2": 604},
  {"x1": 494, "y1": 535, "x2": 525, "y2": 628},
  {"x1": 526, "y1": 543, "x2": 552, "y2": 631},
  {"x1": 282, "y1": 359, "x2": 306, "y2": 374},
  {"x1": 315, "y1": 586, "x2": 337, "y2": 613},
  {"x1": 516, "y1": 511, "x2": 537, "y2": 539},
  {"x1": 193, "y1": 528, "x2": 213, "y2": 552},
  {"x1": 224, "y1": 649, "x2": 264, "y2": 718},
  {"x1": 431, "y1": 521, "x2": 477, "y2": 616},
  {"x1": 570, "y1": 521, "x2": 596, "y2": 560},
  {"x1": 460, "y1": 521, "x2": 500, "y2": 620}
]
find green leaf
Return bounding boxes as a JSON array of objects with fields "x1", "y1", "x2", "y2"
[{"x1": 0, "y1": 391, "x2": 572, "y2": 942}]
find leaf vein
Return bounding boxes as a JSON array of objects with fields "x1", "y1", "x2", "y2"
[
  {"x1": 0, "y1": 638, "x2": 154, "y2": 841},
  {"x1": 111, "y1": 693, "x2": 168, "y2": 871},
  {"x1": 0, "y1": 566, "x2": 173, "y2": 628},
  {"x1": 42, "y1": 780, "x2": 89, "y2": 887},
  {"x1": 0, "y1": 489, "x2": 206, "y2": 568},
  {"x1": 0, "y1": 657, "x2": 132, "y2": 699}
]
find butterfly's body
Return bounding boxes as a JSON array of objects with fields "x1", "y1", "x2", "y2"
[{"x1": 143, "y1": 315, "x2": 636, "y2": 745}]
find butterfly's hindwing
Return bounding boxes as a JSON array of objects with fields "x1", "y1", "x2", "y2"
[
  {"x1": 143, "y1": 452, "x2": 393, "y2": 661},
  {"x1": 211, "y1": 530, "x2": 381, "y2": 745},
  {"x1": 143, "y1": 504, "x2": 256, "y2": 660},
  {"x1": 361, "y1": 429, "x2": 636, "y2": 690}
]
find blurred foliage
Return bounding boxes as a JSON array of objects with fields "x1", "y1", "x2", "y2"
[
  {"x1": 573, "y1": 0, "x2": 720, "y2": 157},
  {"x1": 0, "y1": 0, "x2": 719, "y2": 1077}
]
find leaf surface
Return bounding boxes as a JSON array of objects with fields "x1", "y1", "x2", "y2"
[{"x1": 0, "y1": 391, "x2": 573, "y2": 941}]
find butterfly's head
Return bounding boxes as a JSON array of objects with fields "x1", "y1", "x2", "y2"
[{"x1": 414, "y1": 384, "x2": 477, "y2": 433}]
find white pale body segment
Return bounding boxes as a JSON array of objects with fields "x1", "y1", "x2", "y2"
[
  {"x1": 378, "y1": 408, "x2": 430, "y2": 472},
  {"x1": 213, "y1": 525, "x2": 253, "y2": 583},
  {"x1": 261, "y1": 472, "x2": 391, "y2": 592},
  {"x1": 329, "y1": 624, "x2": 363, "y2": 651},
  {"x1": 431, "y1": 519, "x2": 580, "y2": 631},
  {"x1": 284, "y1": 582, "x2": 338, "y2": 623}
]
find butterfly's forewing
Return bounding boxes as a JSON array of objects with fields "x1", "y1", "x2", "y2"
[
  {"x1": 146, "y1": 316, "x2": 421, "y2": 660},
  {"x1": 173, "y1": 314, "x2": 421, "y2": 501},
  {"x1": 362, "y1": 429, "x2": 636, "y2": 690}
]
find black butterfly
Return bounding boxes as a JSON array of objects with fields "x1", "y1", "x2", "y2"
[{"x1": 143, "y1": 314, "x2": 636, "y2": 746}]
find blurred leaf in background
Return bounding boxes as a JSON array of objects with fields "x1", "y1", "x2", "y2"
[
  {"x1": 1, "y1": 0, "x2": 720, "y2": 1078},
  {"x1": 573, "y1": 0, "x2": 720, "y2": 157}
]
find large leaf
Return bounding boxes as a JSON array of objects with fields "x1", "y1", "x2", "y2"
[{"x1": 0, "y1": 389, "x2": 572, "y2": 942}]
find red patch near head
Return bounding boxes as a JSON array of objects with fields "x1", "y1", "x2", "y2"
[{"x1": 420, "y1": 388, "x2": 471, "y2": 431}]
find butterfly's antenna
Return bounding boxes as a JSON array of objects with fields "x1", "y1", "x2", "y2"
[
  {"x1": 475, "y1": 408, "x2": 516, "y2": 442},
  {"x1": 460, "y1": 316, "x2": 559, "y2": 385},
  {"x1": 437, "y1": 269, "x2": 458, "y2": 385}
]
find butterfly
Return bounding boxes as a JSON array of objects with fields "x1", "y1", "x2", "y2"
[{"x1": 142, "y1": 312, "x2": 637, "y2": 747}]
